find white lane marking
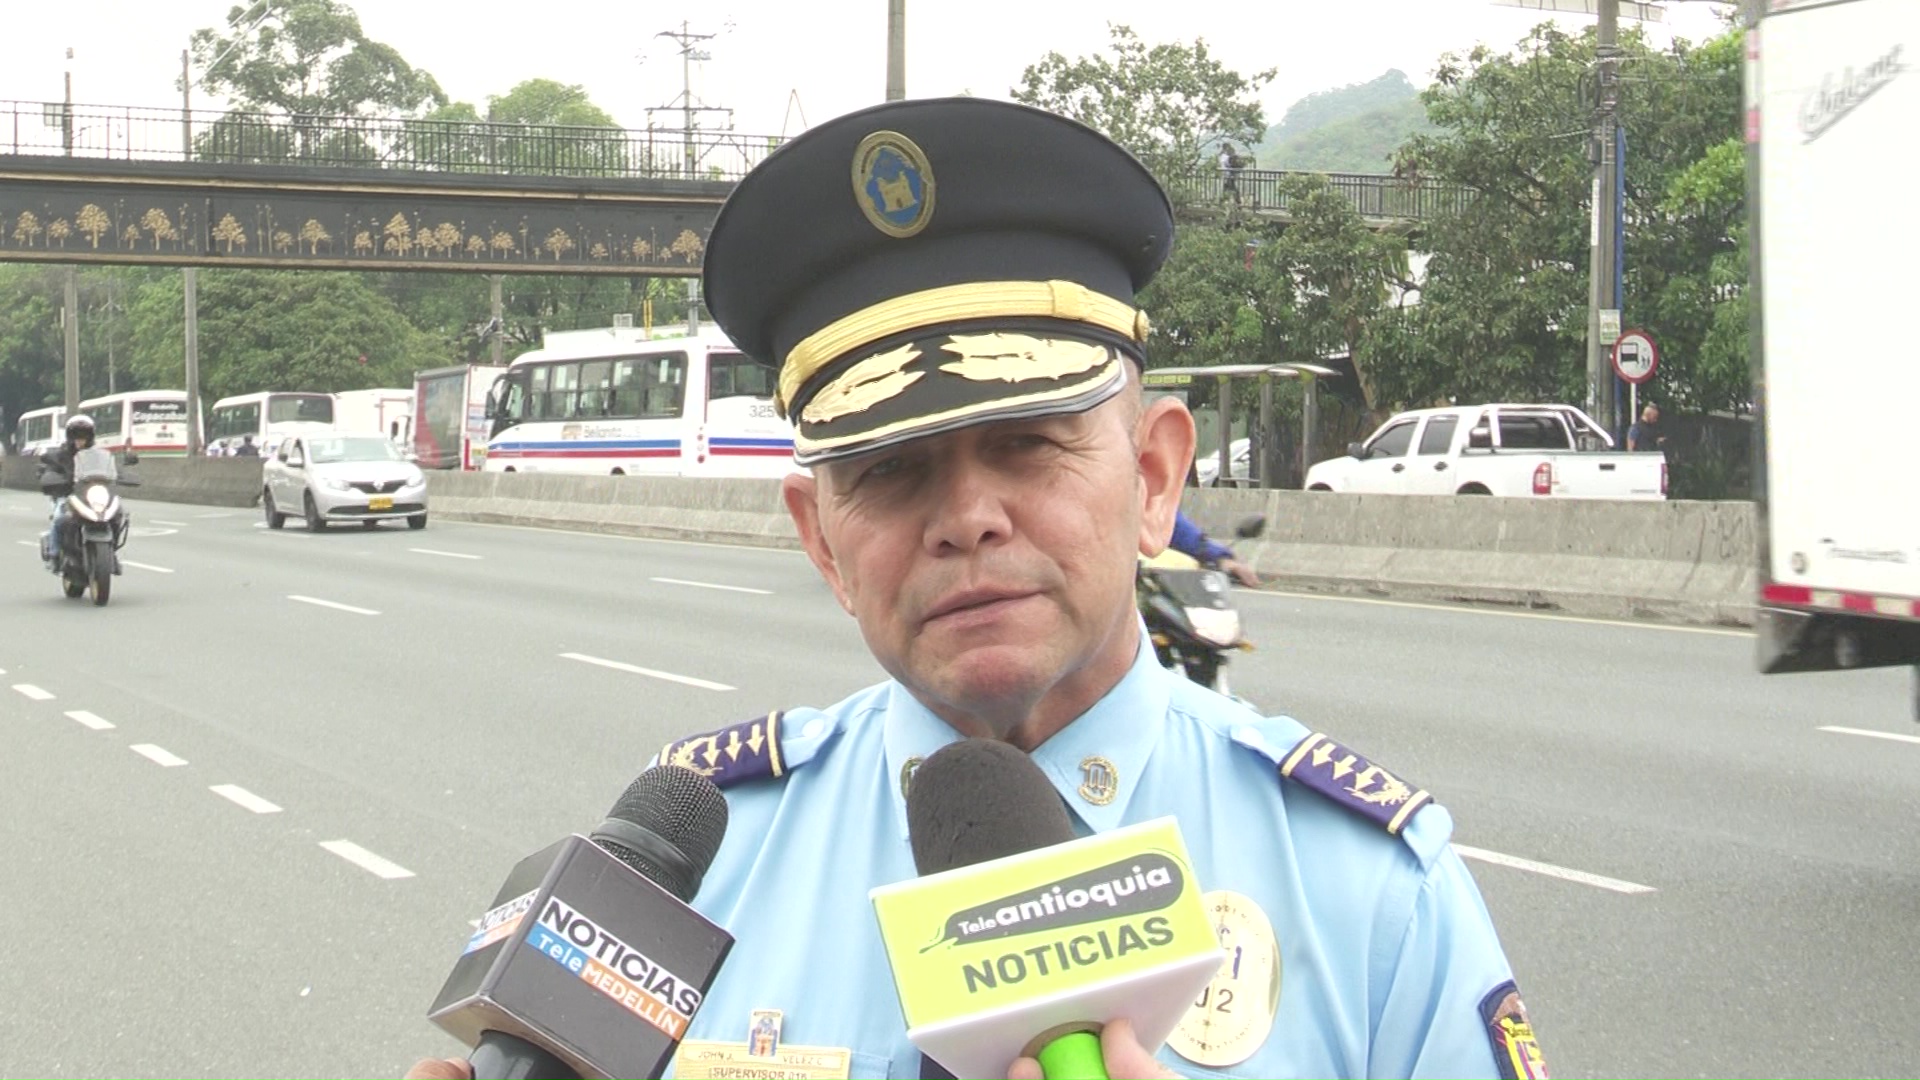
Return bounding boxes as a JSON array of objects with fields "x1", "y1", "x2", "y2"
[
  {"x1": 319, "y1": 840, "x2": 415, "y2": 880},
  {"x1": 210, "y1": 784, "x2": 283, "y2": 814},
  {"x1": 559, "y1": 652, "x2": 736, "y2": 692},
  {"x1": 1453, "y1": 844, "x2": 1656, "y2": 895},
  {"x1": 65, "y1": 710, "x2": 114, "y2": 730},
  {"x1": 1820, "y1": 725, "x2": 1920, "y2": 747},
  {"x1": 12, "y1": 684, "x2": 54, "y2": 701},
  {"x1": 15, "y1": 539, "x2": 37, "y2": 547},
  {"x1": 410, "y1": 547, "x2": 482, "y2": 561},
  {"x1": 650, "y1": 576, "x2": 772, "y2": 595},
  {"x1": 150, "y1": 519, "x2": 189, "y2": 527},
  {"x1": 129, "y1": 743, "x2": 188, "y2": 768},
  {"x1": 195, "y1": 512, "x2": 235, "y2": 519},
  {"x1": 288, "y1": 595, "x2": 380, "y2": 616},
  {"x1": 123, "y1": 560, "x2": 174, "y2": 574},
  {"x1": 1241, "y1": 587, "x2": 1753, "y2": 638},
  {"x1": 130, "y1": 526, "x2": 178, "y2": 538}
]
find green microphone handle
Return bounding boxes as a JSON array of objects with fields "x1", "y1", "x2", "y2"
[{"x1": 1037, "y1": 1030, "x2": 1109, "y2": 1080}]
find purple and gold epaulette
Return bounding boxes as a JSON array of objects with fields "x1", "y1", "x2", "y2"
[
  {"x1": 656, "y1": 712, "x2": 787, "y2": 789},
  {"x1": 1278, "y1": 732, "x2": 1434, "y2": 836}
]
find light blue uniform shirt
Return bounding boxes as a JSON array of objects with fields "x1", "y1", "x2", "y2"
[{"x1": 653, "y1": 630, "x2": 1532, "y2": 1079}]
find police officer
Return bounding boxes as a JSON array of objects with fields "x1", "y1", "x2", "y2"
[{"x1": 409, "y1": 98, "x2": 1542, "y2": 1080}]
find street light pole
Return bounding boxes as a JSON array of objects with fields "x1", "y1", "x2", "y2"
[
  {"x1": 886, "y1": 0, "x2": 906, "y2": 101},
  {"x1": 62, "y1": 47, "x2": 80, "y2": 413},
  {"x1": 182, "y1": 44, "x2": 203, "y2": 455},
  {"x1": 1584, "y1": 0, "x2": 1622, "y2": 437}
]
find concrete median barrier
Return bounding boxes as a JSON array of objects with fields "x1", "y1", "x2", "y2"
[
  {"x1": 1179, "y1": 487, "x2": 1757, "y2": 627},
  {"x1": 425, "y1": 470, "x2": 803, "y2": 550},
  {"x1": 1, "y1": 455, "x2": 265, "y2": 507}
]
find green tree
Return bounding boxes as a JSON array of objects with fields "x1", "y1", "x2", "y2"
[
  {"x1": 1140, "y1": 175, "x2": 1408, "y2": 404},
  {"x1": 1371, "y1": 23, "x2": 1744, "y2": 417},
  {"x1": 187, "y1": 0, "x2": 446, "y2": 117},
  {"x1": 185, "y1": 1, "x2": 446, "y2": 166},
  {"x1": 1012, "y1": 25, "x2": 1274, "y2": 194},
  {"x1": 413, "y1": 79, "x2": 629, "y2": 175},
  {"x1": 123, "y1": 270, "x2": 441, "y2": 401}
]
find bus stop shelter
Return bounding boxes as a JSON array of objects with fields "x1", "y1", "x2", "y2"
[{"x1": 1141, "y1": 362, "x2": 1342, "y2": 488}]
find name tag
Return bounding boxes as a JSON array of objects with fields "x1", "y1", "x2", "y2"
[{"x1": 673, "y1": 1040, "x2": 854, "y2": 1079}]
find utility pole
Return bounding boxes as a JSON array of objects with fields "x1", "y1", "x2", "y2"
[
  {"x1": 649, "y1": 20, "x2": 730, "y2": 330},
  {"x1": 886, "y1": 0, "x2": 906, "y2": 101},
  {"x1": 62, "y1": 47, "x2": 79, "y2": 412},
  {"x1": 182, "y1": 44, "x2": 203, "y2": 455},
  {"x1": 1584, "y1": 0, "x2": 1622, "y2": 437},
  {"x1": 489, "y1": 275, "x2": 504, "y2": 365}
]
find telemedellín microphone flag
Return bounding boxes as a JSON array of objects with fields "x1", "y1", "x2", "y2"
[
  {"x1": 428, "y1": 766, "x2": 735, "y2": 1080},
  {"x1": 875, "y1": 739, "x2": 1223, "y2": 1079}
]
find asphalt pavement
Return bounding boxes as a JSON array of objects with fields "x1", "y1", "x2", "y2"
[{"x1": 0, "y1": 487, "x2": 1914, "y2": 1079}]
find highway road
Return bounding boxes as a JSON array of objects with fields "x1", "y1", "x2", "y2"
[{"x1": 1, "y1": 486, "x2": 1915, "y2": 1079}]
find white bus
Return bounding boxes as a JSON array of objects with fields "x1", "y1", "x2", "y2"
[
  {"x1": 482, "y1": 326, "x2": 796, "y2": 477},
  {"x1": 15, "y1": 405, "x2": 66, "y2": 457},
  {"x1": 77, "y1": 390, "x2": 198, "y2": 457},
  {"x1": 207, "y1": 391, "x2": 336, "y2": 454}
]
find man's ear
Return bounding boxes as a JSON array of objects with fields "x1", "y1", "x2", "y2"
[
  {"x1": 782, "y1": 472, "x2": 854, "y2": 615},
  {"x1": 1134, "y1": 396, "x2": 1195, "y2": 557}
]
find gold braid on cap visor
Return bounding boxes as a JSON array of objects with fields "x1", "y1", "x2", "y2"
[{"x1": 777, "y1": 279, "x2": 1152, "y2": 418}]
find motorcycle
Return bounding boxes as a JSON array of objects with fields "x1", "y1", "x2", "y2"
[
  {"x1": 1137, "y1": 514, "x2": 1267, "y2": 695},
  {"x1": 40, "y1": 446, "x2": 133, "y2": 606}
]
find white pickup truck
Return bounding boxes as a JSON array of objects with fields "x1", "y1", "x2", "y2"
[{"x1": 1304, "y1": 403, "x2": 1667, "y2": 499}]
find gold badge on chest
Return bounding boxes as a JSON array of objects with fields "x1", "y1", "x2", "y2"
[{"x1": 1165, "y1": 890, "x2": 1281, "y2": 1069}]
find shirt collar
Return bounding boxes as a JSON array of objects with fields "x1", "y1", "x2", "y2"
[{"x1": 882, "y1": 618, "x2": 1175, "y2": 839}]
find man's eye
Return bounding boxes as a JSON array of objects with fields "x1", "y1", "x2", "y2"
[{"x1": 862, "y1": 455, "x2": 909, "y2": 482}]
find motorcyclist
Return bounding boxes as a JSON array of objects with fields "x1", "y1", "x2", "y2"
[
  {"x1": 1168, "y1": 508, "x2": 1260, "y2": 587},
  {"x1": 38, "y1": 414, "x2": 96, "y2": 564}
]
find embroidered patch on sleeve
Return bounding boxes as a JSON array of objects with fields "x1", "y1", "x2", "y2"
[{"x1": 1479, "y1": 980, "x2": 1549, "y2": 1080}]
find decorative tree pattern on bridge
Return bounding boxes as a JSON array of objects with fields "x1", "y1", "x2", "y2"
[{"x1": 0, "y1": 167, "x2": 717, "y2": 275}]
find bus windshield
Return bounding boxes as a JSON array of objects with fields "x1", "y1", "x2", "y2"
[{"x1": 270, "y1": 395, "x2": 334, "y2": 425}]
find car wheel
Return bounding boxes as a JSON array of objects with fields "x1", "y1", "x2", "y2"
[
  {"x1": 407, "y1": 513, "x2": 428, "y2": 531},
  {"x1": 304, "y1": 492, "x2": 328, "y2": 531},
  {"x1": 263, "y1": 489, "x2": 286, "y2": 529},
  {"x1": 362, "y1": 519, "x2": 380, "y2": 530},
  {"x1": 1308, "y1": 483, "x2": 1333, "y2": 492}
]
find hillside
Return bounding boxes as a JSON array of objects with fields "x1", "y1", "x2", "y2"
[{"x1": 1248, "y1": 69, "x2": 1434, "y2": 174}]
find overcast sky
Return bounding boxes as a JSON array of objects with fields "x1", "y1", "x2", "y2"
[{"x1": 6, "y1": 1, "x2": 1734, "y2": 137}]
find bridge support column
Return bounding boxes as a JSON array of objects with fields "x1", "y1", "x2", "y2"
[{"x1": 63, "y1": 267, "x2": 79, "y2": 412}]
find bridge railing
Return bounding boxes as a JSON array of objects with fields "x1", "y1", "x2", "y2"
[
  {"x1": 0, "y1": 101, "x2": 1471, "y2": 222},
  {"x1": 0, "y1": 100, "x2": 789, "y2": 181},
  {"x1": 1166, "y1": 168, "x2": 1471, "y2": 221}
]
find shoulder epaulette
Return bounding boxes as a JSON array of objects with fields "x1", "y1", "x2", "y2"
[
  {"x1": 1274, "y1": 732, "x2": 1436, "y2": 838},
  {"x1": 653, "y1": 710, "x2": 847, "y2": 789}
]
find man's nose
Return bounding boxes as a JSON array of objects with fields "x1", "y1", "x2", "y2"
[{"x1": 923, "y1": 461, "x2": 1013, "y2": 555}]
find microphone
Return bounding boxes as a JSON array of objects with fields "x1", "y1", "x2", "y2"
[
  {"x1": 873, "y1": 739, "x2": 1222, "y2": 1080},
  {"x1": 429, "y1": 765, "x2": 735, "y2": 1080}
]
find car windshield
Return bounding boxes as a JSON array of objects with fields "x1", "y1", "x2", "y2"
[
  {"x1": 306, "y1": 437, "x2": 401, "y2": 464},
  {"x1": 73, "y1": 446, "x2": 117, "y2": 482}
]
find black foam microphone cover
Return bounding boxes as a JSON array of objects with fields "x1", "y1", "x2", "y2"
[
  {"x1": 906, "y1": 738, "x2": 1076, "y2": 875},
  {"x1": 590, "y1": 764, "x2": 730, "y2": 901}
]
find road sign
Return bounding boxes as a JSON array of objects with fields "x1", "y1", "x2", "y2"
[
  {"x1": 1611, "y1": 329, "x2": 1659, "y2": 385},
  {"x1": 1599, "y1": 308, "x2": 1622, "y2": 344}
]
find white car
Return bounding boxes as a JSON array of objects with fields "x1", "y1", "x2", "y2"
[
  {"x1": 1194, "y1": 438, "x2": 1251, "y2": 487},
  {"x1": 261, "y1": 433, "x2": 429, "y2": 531},
  {"x1": 1304, "y1": 404, "x2": 1666, "y2": 499}
]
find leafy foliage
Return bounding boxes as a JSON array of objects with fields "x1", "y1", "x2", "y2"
[
  {"x1": 1369, "y1": 23, "x2": 1746, "y2": 419},
  {"x1": 1012, "y1": 24, "x2": 1274, "y2": 190},
  {"x1": 187, "y1": 0, "x2": 446, "y2": 117}
]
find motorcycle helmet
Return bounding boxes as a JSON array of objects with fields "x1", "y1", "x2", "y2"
[{"x1": 65, "y1": 414, "x2": 95, "y2": 445}]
